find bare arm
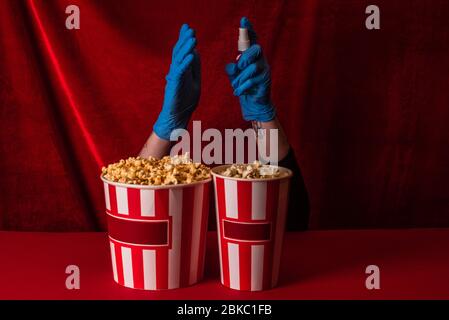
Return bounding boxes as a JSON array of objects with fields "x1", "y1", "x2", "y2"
[
  {"x1": 255, "y1": 117, "x2": 290, "y2": 163},
  {"x1": 139, "y1": 132, "x2": 172, "y2": 159},
  {"x1": 142, "y1": 24, "x2": 200, "y2": 159}
]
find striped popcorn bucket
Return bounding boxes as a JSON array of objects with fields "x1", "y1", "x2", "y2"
[
  {"x1": 211, "y1": 165, "x2": 292, "y2": 291},
  {"x1": 100, "y1": 176, "x2": 211, "y2": 290}
]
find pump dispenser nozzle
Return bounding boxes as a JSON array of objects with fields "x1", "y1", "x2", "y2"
[{"x1": 238, "y1": 28, "x2": 250, "y2": 52}]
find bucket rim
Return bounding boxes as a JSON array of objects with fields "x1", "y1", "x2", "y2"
[
  {"x1": 100, "y1": 174, "x2": 212, "y2": 190},
  {"x1": 211, "y1": 164, "x2": 293, "y2": 182}
]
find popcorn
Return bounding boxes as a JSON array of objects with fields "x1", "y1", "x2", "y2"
[
  {"x1": 221, "y1": 161, "x2": 285, "y2": 179},
  {"x1": 102, "y1": 153, "x2": 210, "y2": 186}
]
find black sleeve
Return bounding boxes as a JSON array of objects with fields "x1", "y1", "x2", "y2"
[{"x1": 276, "y1": 148, "x2": 310, "y2": 231}]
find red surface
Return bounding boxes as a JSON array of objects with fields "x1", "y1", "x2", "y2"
[{"x1": 1, "y1": 230, "x2": 448, "y2": 299}]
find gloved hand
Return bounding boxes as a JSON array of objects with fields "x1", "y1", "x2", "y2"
[
  {"x1": 153, "y1": 24, "x2": 201, "y2": 140},
  {"x1": 225, "y1": 17, "x2": 276, "y2": 122}
]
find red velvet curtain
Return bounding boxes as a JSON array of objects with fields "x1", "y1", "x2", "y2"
[{"x1": 1, "y1": 0, "x2": 449, "y2": 231}]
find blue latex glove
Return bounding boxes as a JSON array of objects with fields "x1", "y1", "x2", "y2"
[
  {"x1": 153, "y1": 24, "x2": 201, "y2": 140},
  {"x1": 225, "y1": 17, "x2": 276, "y2": 122}
]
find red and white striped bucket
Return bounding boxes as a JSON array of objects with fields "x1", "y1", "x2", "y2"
[
  {"x1": 211, "y1": 165, "x2": 292, "y2": 291},
  {"x1": 101, "y1": 176, "x2": 211, "y2": 290}
]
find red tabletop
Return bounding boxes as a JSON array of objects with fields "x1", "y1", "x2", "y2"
[{"x1": 0, "y1": 229, "x2": 448, "y2": 300}]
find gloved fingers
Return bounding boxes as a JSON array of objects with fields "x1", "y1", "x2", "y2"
[
  {"x1": 178, "y1": 23, "x2": 190, "y2": 40},
  {"x1": 174, "y1": 37, "x2": 197, "y2": 65},
  {"x1": 233, "y1": 72, "x2": 266, "y2": 96},
  {"x1": 225, "y1": 63, "x2": 239, "y2": 81},
  {"x1": 177, "y1": 53, "x2": 195, "y2": 75},
  {"x1": 175, "y1": 28, "x2": 195, "y2": 55},
  {"x1": 240, "y1": 17, "x2": 257, "y2": 45},
  {"x1": 173, "y1": 24, "x2": 189, "y2": 56},
  {"x1": 237, "y1": 44, "x2": 262, "y2": 70},
  {"x1": 233, "y1": 78, "x2": 254, "y2": 96},
  {"x1": 173, "y1": 24, "x2": 195, "y2": 59},
  {"x1": 231, "y1": 62, "x2": 261, "y2": 89}
]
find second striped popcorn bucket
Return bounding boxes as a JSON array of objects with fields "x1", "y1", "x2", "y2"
[
  {"x1": 101, "y1": 176, "x2": 211, "y2": 290},
  {"x1": 211, "y1": 165, "x2": 292, "y2": 291}
]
